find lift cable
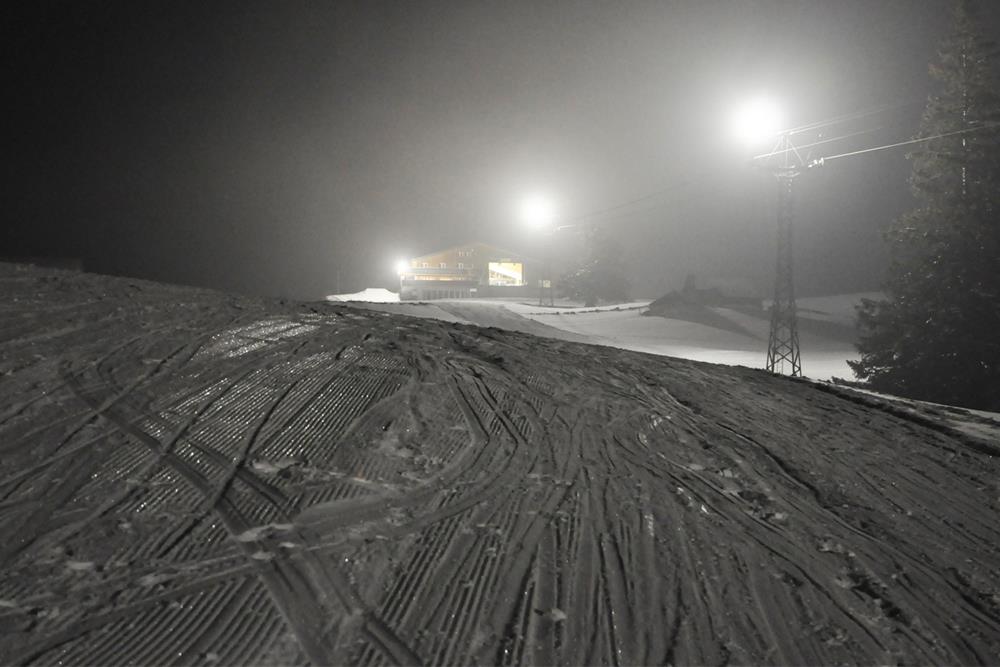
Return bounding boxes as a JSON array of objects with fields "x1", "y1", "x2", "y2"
[
  {"x1": 556, "y1": 126, "x2": 892, "y2": 227},
  {"x1": 753, "y1": 127, "x2": 883, "y2": 161},
  {"x1": 543, "y1": 104, "x2": 990, "y2": 229},
  {"x1": 811, "y1": 121, "x2": 1000, "y2": 166},
  {"x1": 784, "y1": 99, "x2": 922, "y2": 136}
]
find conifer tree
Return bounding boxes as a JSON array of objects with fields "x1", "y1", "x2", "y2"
[
  {"x1": 558, "y1": 226, "x2": 629, "y2": 307},
  {"x1": 849, "y1": 0, "x2": 1000, "y2": 410}
]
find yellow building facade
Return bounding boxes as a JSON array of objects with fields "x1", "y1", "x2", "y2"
[{"x1": 399, "y1": 242, "x2": 537, "y2": 300}]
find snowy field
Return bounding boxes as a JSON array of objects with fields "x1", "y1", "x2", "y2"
[{"x1": 346, "y1": 294, "x2": 874, "y2": 381}]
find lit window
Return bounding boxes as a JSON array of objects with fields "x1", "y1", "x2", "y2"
[{"x1": 488, "y1": 261, "x2": 525, "y2": 286}]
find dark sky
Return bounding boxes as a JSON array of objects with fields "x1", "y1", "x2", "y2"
[{"x1": 6, "y1": 1, "x2": 1000, "y2": 299}]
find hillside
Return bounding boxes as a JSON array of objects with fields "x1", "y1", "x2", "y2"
[
  {"x1": 1, "y1": 263, "x2": 999, "y2": 666},
  {"x1": 362, "y1": 296, "x2": 863, "y2": 381}
]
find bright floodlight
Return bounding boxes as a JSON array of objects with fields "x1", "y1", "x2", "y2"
[
  {"x1": 730, "y1": 97, "x2": 783, "y2": 146},
  {"x1": 518, "y1": 193, "x2": 556, "y2": 230},
  {"x1": 395, "y1": 259, "x2": 409, "y2": 275}
]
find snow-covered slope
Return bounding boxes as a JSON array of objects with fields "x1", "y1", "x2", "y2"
[
  {"x1": 2, "y1": 265, "x2": 997, "y2": 665},
  {"x1": 325, "y1": 287, "x2": 400, "y2": 302},
  {"x1": 380, "y1": 295, "x2": 871, "y2": 381}
]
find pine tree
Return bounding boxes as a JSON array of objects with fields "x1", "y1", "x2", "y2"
[
  {"x1": 849, "y1": 0, "x2": 1000, "y2": 410},
  {"x1": 558, "y1": 226, "x2": 629, "y2": 307}
]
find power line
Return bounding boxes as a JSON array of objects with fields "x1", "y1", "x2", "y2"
[
  {"x1": 753, "y1": 127, "x2": 882, "y2": 161},
  {"x1": 557, "y1": 172, "x2": 711, "y2": 227},
  {"x1": 545, "y1": 102, "x2": 986, "y2": 230},
  {"x1": 784, "y1": 99, "x2": 922, "y2": 136},
  {"x1": 813, "y1": 122, "x2": 1000, "y2": 165},
  {"x1": 556, "y1": 127, "x2": 890, "y2": 227}
]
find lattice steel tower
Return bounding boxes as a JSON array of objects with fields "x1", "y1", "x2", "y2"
[{"x1": 763, "y1": 134, "x2": 803, "y2": 376}]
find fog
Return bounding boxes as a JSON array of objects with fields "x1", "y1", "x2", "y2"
[{"x1": 7, "y1": 0, "x2": 999, "y2": 299}]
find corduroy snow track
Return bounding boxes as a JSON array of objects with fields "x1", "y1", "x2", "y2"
[{"x1": 1, "y1": 262, "x2": 999, "y2": 666}]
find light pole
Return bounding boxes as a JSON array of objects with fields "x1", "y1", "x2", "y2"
[
  {"x1": 731, "y1": 97, "x2": 804, "y2": 377},
  {"x1": 539, "y1": 224, "x2": 581, "y2": 306},
  {"x1": 517, "y1": 193, "x2": 558, "y2": 306}
]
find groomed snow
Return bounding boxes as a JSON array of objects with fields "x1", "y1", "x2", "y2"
[
  {"x1": 326, "y1": 288, "x2": 400, "y2": 303},
  {"x1": 5, "y1": 264, "x2": 999, "y2": 666},
  {"x1": 329, "y1": 292, "x2": 877, "y2": 381}
]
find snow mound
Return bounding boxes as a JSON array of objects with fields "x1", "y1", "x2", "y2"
[{"x1": 326, "y1": 288, "x2": 400, "y2": 303}]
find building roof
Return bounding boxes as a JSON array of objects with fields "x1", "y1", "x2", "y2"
[{"x1": 409, "y1": 241, "x2": 535, "y2": 264}]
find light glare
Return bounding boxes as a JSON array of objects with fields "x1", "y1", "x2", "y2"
[
  {"x1": 730, "y1": 98, "x2": 783, "y2": 146},
  {"x1": 518, "y1": 194, "x2": 556, "y2": 229}
]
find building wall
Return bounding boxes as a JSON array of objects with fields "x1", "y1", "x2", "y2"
[{"x1": 399, "y1": 242, "x2": 540, "y2": 301}]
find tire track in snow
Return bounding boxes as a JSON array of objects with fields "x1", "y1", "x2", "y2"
[
  {"x1": 33, "y1": 325, "x2": 418, "y2": 666},
  {"x1": 3, "y1": 265, "x2": 999, "y2": 666}
]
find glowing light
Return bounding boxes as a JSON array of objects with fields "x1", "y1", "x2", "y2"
[
  {"x1": 395, "y1": 259, "x2": 409, "y2": 275},
  {"x1": 518, "y1": 193, "x2": 556, "y2": 230},
  {"x1": 730, "y1": 97, "x2": 784, "y2": 146},
  {"x1": 488, "y1": 261, "x2": 525, "y2": 286}
]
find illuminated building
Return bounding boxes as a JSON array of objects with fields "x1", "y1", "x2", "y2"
[{"x1": 398, "y1": 242, "x2": 538, "y2": 301}]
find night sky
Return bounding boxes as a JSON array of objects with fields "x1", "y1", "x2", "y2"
[{"x1": 6, "y1": 1, "x2": 1000, "y2": 300}]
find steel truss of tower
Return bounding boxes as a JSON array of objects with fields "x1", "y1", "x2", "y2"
[
  {"x1": 761, "y1": 134, "x2": 804, "y2": 377},
  {"x1": 766, "y1": 166, "x2": 802, "y2": 376}
]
